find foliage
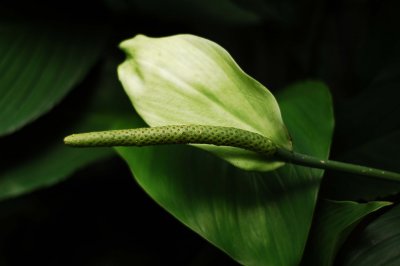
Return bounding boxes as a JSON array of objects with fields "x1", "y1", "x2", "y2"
[{"x1": 1, "y1": 0, "x2": 399, "y2": 265}]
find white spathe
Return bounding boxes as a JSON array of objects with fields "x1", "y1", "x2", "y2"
[{"x1": 118, "y1": 34, "x2": 292, "y2": 171}]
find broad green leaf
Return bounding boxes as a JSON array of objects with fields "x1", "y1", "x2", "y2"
[
  {"x1": 0, "y1": 56, "x2": 132, "y2": 201},
  {"x1": 340, "y1": 204, "x2": 400, "y2": 266},
  {"x1": 118, "y1": 34, "x2": 292, "y2": 171},
  {"x1": 116, "y1": 81, "x2": 334, "y2": 265},
  {"x1": 302, "y1": 200, "x2": 391, "y2": 266},
  {"x1": 276, "y1": 81, "x2": 333, "y2": 157},
  {"x1": 0, "y1": 20, "x2": 108, "y2": 136}
]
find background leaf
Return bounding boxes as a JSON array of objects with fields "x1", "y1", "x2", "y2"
[
  {"x1": 116, "y1": 81, "x2": 333, "y2": 265},
  {"x1": 339, "y1": 204, "x2": 400, "y2": 266},
  {"x1": 302, "y1": 200, "x2": 391, "y2": 266},
  {"x1": 0, "y1": 20, "x2": 108, "y2": 136},
  {"x1": 321, "y1": 66, "x2": 400, "y2": 200},
  {"x1": 0, "y1": 55, "x2": 132, "y2": 201},
  {"x1": 318, "y1": 1, "x2": 400, "y2": 201},
  {"x1": 0, "y1": 115, "x2": 113, "y2": 201}
]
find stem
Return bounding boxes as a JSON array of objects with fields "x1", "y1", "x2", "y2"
[
  {"x1": 276, "y1": 148, "x2": 400, "y2": 182},
  {"x1": 64, "y1": 125, "x2": 400, "y2": 182}
]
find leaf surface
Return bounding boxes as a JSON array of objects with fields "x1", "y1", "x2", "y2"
[
  {"x1": 340, "y1": 204, "x2": 400, "y2": 266},
  {"x1": 0, "y1": 20, "x2": 107, "y2": 136},
  {"x1": 302, "y1": 200, "x2": 391, "y2": 266},
  {"x1": 0, "y1": 56, "x2": 132, "y2": 201},
  {"x1": 116, "y1": 81, "x2": 334, "y2": 265}
]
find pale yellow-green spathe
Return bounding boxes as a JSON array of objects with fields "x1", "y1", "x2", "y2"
[{"x1": 118, "y1": 34, "x2": 292, "y2": 171}]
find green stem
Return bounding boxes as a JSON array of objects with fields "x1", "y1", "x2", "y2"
[
  {"x1": 64, "y1": 125, "x2": 400, "y2": 182},
  {"x1": 276, "y1": 148, "x2": 400, "y2": 182}
]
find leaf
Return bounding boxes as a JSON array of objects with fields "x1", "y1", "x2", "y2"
[
  {"x1": 0, "y1": 55, "x2": 133, "y2": 201},
  {"x1": 118, "y1": 34, "x2": 292, "y2": 171},
  {"x1": 340, "y1": 204, "x2": 400, "y2": 266},
  {"x1": 0, "y1": 115, "x2": 113, "y2": 201},
  {"x1": 277, "y1": 81, "x2": 333, "y2": 157},
  {"x1": 116, "y1": 81, "x2": 334, "y2": 265},
  {"x1": 0, "y1": 20, "x2": 108, "y2": 136},
  {"x1": 302, "y1": 200, "x2": 391, "y2": 266},
  {"x1": 321, "y1": 66, "x2": 400, "y2": 200}
]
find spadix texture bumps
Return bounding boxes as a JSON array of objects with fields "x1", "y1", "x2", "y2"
[{"x1": 118, "y1": 34, "x2": 292, "y2": 171}]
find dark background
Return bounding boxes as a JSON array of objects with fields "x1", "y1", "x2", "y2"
[{"x1": 1, "y1": 0, "x2": 399, "y2": 265}]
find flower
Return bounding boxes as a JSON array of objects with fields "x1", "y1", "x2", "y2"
[{"x1": 118, "y1": 34, "x2": 292, "y2": 171}]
